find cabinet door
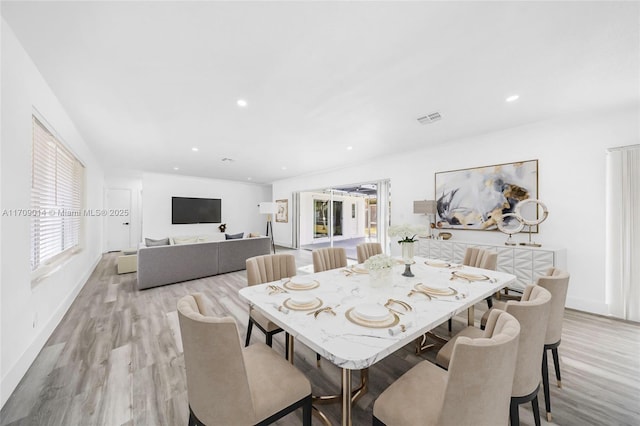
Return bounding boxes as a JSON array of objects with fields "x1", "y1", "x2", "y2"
[
  {"x1": 417, "y1": 239, "x2": 430, "y2": 257},
  {"x1": 452, "y1": 243, "x2": 468, "y2": 264},
  {"x1": 513, "y1": 249, "x2": 534, "y2": 291},
  {"x1": 496, "y1": 247, "x2": 514, "y2": 275},
  {"x1": 532, "y1": 250, "x2": 555, "y2": 282}
]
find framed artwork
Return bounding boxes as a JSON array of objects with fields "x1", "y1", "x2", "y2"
[
  {"x1": 275, "y1": 199, "x2": 288, "y2": 223},
  {"x1": 434, "y1": 160, "x2": 538, "y2": 231}
]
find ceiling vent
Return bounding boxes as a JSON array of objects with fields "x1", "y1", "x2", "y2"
[
  {"x1": 221, "y1": 157, "x2": 234, "y2": 163},
  {"x1": 417, "y1": 112, "x2": 442, "y2": 124}
]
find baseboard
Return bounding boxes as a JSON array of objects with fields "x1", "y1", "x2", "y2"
[
  {"x1": 566, "y1": 296, "x2": 608, "y2": 317},
  {"x1": 0, "y1": 254, "x2": 101, "y2": 409}
]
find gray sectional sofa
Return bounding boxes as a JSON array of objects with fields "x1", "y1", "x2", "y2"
[{"x1": 137, "y1": 236, "x2": 271, "y2": 290}]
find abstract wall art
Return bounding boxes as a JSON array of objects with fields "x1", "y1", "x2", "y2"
[{"x1": 434, "y1": 160, "x2": 538, "y2": 231}]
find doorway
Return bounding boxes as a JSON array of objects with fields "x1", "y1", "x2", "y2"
[{"x1": 298, "y1": 181, "x2": 389, "y2": 260}]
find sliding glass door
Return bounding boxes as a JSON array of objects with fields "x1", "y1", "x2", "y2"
[{"x1": 297, "y1": 180, "x2": 390, "y2": 259}]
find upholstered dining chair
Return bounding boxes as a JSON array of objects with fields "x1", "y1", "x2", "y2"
[
  {"x1": 373, "y1": 309, "x2": 521, "y2": 426},
  {"x1": 537, "y1": 268, "x2": 571, "y2": 422},
  {"x1": 356, "y1": 242, "x2": 383, "y2": 264},
  {"x1": 245, "y1": 254, "x2": 297, "y2": 356},
  {"x1": 448, "y1": 246, "x2": 498, "y2": 332},
  {"x1": 312, "y1": 247, "x2": 347, "y2": 273},
  {"x1": 437, "y1": 285, "x2": 552, "y2": 426},
  {"x1": 177, "y1": 293, "x2": 312, "y2": 426}
]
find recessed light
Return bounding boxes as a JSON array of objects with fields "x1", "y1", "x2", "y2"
[
  {"x1": 281, "y1": 166, "x2": 287, "y2": 170},
  {"x1": 191, "y1": 147, "x2": 199, "y2": 152},
  {"x1": 247, "y1": 177, "x2": 252, "y2": 181},
  {"x1": 347, "y1": 146, "x2": 353, "y2": 150},
  {"x1": 237, "y1": 99, "x2": 248, "y2": 107},
  {"x1": 173, "y1": 166, "x2": 179, "y2": 171},
  {"x1": 506, "y1": 95, "x2": 520, "y2": 103}
]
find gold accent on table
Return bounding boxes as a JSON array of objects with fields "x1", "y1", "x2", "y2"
[
  {"x1": 267, "y1": 284, "x2": 288, "y2": 295},
  {"x1": 415, "y1": 283, "x2": 458, "y2": 296},
  {"x1": 307, "y1": 305, "x2": 339, "y2": 318},
  {"x1": 424, "y1": 260, "x2": 451, "y2": 268},
  {"x1": 384, "y1": 299, "x2": 412, "y2": 315},
  {"x1": 345, "y1": 308, "x2": 400, "y2": 328},
  {"x1": 283, "y1": 279, "x2": 320, "y2": 291},
  {"x1": 450, "y1": 271, "x2": 490, "y2": 282},
  {"x1": 347, "y1": 266, "x2": 369, "y2": 274},
  {"x1": 283, "y1": 297, "x2": 323, "y2": 311}
]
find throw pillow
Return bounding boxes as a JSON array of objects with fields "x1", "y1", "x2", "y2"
[
  {"x1": 173, "y1": 236, "x2": 198, "y2": 245},
  {"x1": 145, "y1": 237, "x2": 170, "y2": 247},
  {"x1": 248, "y1": 232, "x2": 261, "y2": 238},
  {"x1": 225, "y1": 232, "x2": 244, "y2": 240}
]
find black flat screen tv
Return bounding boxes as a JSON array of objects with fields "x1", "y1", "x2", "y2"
[{"x1": 172, "y1": 197, "x2": 222, "y2": 224}]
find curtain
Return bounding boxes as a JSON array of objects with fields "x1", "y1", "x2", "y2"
[{"x1": 606, "y1": 145, "x2": 640, "y2": 321}]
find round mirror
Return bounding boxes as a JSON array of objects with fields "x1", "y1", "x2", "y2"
[
  {"x1": 496, "y1": 213, "x2": 525, "y2": 234},
  {"x1": 515, "y1": 199, "x2": 548, "y2": 226}
]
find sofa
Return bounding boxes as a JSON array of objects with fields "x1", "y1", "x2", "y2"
[{"x1": 137, "y1": 236, "x2": 271, "y2": 290}]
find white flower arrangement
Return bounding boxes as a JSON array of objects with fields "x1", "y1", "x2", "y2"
[
  {"x1": 388, "y1": 224, "x2": 428, "y2": 243},
  {"x1": 364, "y1": 254, "x2": 395, "y2": 271}
]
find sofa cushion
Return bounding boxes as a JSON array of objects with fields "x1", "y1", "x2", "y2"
[
  {"x1": 173, "y1": 236, "x2": 199, "y2": 245},
  {"x1": 145, "y1": 237, "x2": 170, "y2": 247},
  {"x1": 225, "y1": 232, "x2": 244, "y2": 240}
]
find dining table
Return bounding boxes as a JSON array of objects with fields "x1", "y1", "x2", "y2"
[{"x1": 238, "y1": 255, "x2": 516, "y2": 426}]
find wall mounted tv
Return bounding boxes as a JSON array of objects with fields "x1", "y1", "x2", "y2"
[{"x1": 172, "y1": 197, "x2": 222, "y2": 224}]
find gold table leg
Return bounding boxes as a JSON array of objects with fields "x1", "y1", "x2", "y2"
[
  {"x1": 287, "y1": 333, "x2": 295, "y2": 365},
  {"x1": 341, "y1": 368, "x2": 352, "y2": 426}
]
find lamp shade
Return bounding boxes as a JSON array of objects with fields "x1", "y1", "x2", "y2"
[
  {"x1": 259, "y1": 202, "x2": 278, "y2": 215},
  {"x1": 413, "y1": 200, "x2": 436, "y2": 215}
]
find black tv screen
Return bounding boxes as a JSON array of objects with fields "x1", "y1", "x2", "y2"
[{"x1": 172, "y1": 197, "x2": 222, "y2": 224}]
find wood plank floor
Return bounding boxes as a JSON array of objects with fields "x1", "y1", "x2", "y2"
[{"x1": 2, "y1": 250, "x2": 639, "y2": 426}]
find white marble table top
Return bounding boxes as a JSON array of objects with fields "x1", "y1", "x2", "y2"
[{"x1": 239, "y1": 256, "x2": 516, "y2": 370}]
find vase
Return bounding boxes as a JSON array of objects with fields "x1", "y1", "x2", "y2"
[
  {"x1": 400, "y1": 241, "x2": 416, "y2": 277},
  {"x1": 401, "y1": 241, "x2": 416, "y2": 264},
  {"x1": 369, "y1": 267, "x2": 392, "y2": 288}
]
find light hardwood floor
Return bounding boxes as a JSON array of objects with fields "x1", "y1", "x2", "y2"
[{"x1": 1, "y1": 250, "x2": 639, "y2": 426}]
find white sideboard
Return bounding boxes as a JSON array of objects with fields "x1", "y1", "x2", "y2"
[{"x1": 417, "y1": 238, "x2": 567, "y2": 291}]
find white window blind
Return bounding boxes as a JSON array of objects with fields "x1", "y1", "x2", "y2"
[{"x1": 31, "y1": 116, "x2": 84, "y2": 271}]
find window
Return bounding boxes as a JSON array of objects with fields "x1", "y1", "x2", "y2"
[{"x1": 31, "y1": 116, "x2": 84, "y2": 271}]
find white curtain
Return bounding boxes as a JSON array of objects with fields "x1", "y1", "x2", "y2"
[{"x1": 606, "y1": 145, "x2": 640, "y2": 321}]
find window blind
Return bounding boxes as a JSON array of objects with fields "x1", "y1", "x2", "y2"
[{"x1": 31, "y1": 116, "x2": 84, "y2": 271}]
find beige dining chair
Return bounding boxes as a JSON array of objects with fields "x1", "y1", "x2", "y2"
[
  {"x1": 448, "y1": 246, "x2": 498, "y2": 332},
  {"x1": 537, "y1": 267, "x2": 571, "y2": 422},
  {"x1": 177, "y1": 293, "x2": 312, "y2": 426},
  {"x1": 437, "y1": 284, "x2": 552, "y2": 426},
  {"x1": 373, "y1": 309, "x2": 521, "y2": 426},
  {"x1": 245, "y1": 254, "x2": 297, "y2": 357},
  {"x1": 356, "y1": 242, "x2": 383, "y2": 264},
  {"x1": 312, "y1": 247, "x2": 347, "y2": 272}
]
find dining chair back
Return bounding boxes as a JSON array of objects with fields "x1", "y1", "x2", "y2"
[
  {"x1": 312, "y1": 247, "x2": 347, "y2": 272},
  {"x1": 463, "y1": 246, "x2": 498, "y2": 270},
  {"x1": 245, "y1": 254, "x2": 296, "y2": 352},
  {"x1": 437, "y1": 284, "x2": 552, "y2": 426},
  {"x1": 373, "y1": 309, "x2": 520, "y2": 426},
  {"x1": 178, "y1": 293, "x2": 312, "y2": 426},
  {"x1": 536, "y1": 267, "x2": 570, "y2": 422},
  {"x1": 448, "y1": 247, "x2": 498, "y2": 332},
  {"x1": 356, "y1": 242, "x2": 383, "y2": 264}
]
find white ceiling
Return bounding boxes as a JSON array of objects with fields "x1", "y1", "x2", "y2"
[{"x1": 2, "y1": 1, "x2": 638, "y2": 184}]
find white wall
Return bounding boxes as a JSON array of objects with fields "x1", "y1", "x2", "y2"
[
  {"x1": 1, "y1": 20, "x2": 105, "y2": 407},
  {"x1": 273, "y1": 105, "x2": 639, "y2": 316},
  {"x1": 142, "y1": 172, "x2": 271, "y2": 240}
]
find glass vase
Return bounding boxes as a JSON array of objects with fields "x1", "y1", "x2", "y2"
[
  {"x1": 401, "y1": 241, "x2": 416, "y2": 264},
  {"x1": 369, "y1": 267, "x2": 392, "y2": 288}
]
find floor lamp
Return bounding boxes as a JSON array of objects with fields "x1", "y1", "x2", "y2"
[{"x1": 259, "y1": 202, "x2": 277, "y2": 253}]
